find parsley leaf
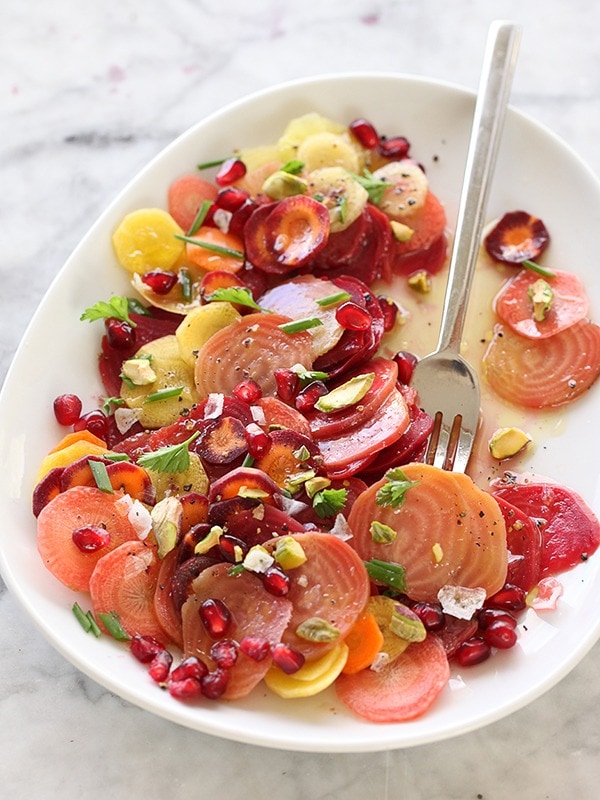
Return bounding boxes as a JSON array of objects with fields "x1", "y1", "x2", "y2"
[
  {"x1": 353, "y1": 170, "x2": 388, "y2": 206},
  {"x1": 204, "y1": 286, "x2": 271, "y2": 312},
  {"x1": 375, "y1": 467, "x2": 419, "y2": 509},
  {"x1": 137, "y1": 430, "x2": 200, "y2": 474},
  {"x1": 80, "y1": 295, "x2": 136, "y2": 326},
  {"x1": 280, "y1": 159, "x2": 305, "y2": 175},
  {"x1": 313, "y1": 487, "x2": 348, "y2": 518}
]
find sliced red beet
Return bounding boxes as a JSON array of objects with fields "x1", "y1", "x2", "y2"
[
  {"x1": 494, "y1": 495, "x2": 543, "y2": 591},
  {"x1": 357, "y1": 406, "x2": 434, "y2": 481},
  {"x1": 484, "y1": 210, "x2": 550, "y2": 264},
  {"x1": 392, "y1": 233, "x2": 448, "y2": 276}
]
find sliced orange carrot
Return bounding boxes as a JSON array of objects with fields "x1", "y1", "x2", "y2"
[
  {"x1": 179, "y1": 492, "x2": 209, "y2": 534},
  {"x1": 253, "y1": 429, "x2": 318, "y2": 489},
  {"x1": 49, "y1": 429, "x2": 107, "y2": 453},
  {"x1": 207, "y1": 466, "x2": 281, "y2": 506},
  {"x1": 341, "y1": 610, "x2": 385, "y2": 675},
  {"x1": 194, "y1": 312, "x2": 314, "y2": 398},
  {"x1": 37, "y1": 440, "x2": 110, "y2": 483},
  {"x1": 89, "y1": 540, "x2": 166, "y2": 642},
  {"x1": 185, "y1": 225, "x2": 245, "y2": 273},
  {"x1": 347, "y1": 463, "x2": 508, "y2": 603},
  {"x1": 37, "y1": 486, "x2": 141, "y2": 592},
  {"x1": 483, "y1": 319, "x2": 600, "y2": 408},
  {"x1": 167, "y1": 174, "x2": 217, "y2": 232},
  {"x1": 391, "y1": 191, "x2": 447, "y2": 255}
]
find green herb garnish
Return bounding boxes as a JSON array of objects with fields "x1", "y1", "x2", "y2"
[
  {"x1": 204, "y1": 286, "x2": 271, "y2": 312},
  {"x1": 137, "y1": 430, "x2": 200, "y2": 473},
  {"x1": 102, "y1": 396, "x2": 125, "y2": 415},
  {"x1": 174, "y1": 234, "x2": 244, "y2": 260},
  {"x1": 241, "y1": 453, "x2": 255, "y2": 468},
  {"x1": 315, "y1": 291, "x2": 351, "y2": 307},
  {"x1": 279, "y1": 317, "x2": 323, "y2": 334},
  {"x1": 179, "y1": 267, "x2": 193, "y2": 302},
  {"x1": 280, "y1": 159, "x2": 305, "y2": 175},
  {"x1": 187, "y1": 199, "x2": 213, "y2": 236},
  {"x1": 375, "y1": 467, "x2": 419, "y2": 509},
  {"x1": 127, "y1": 297, "x2": 151, "y2": 317},
  {"x1": 145, "y1": 386, "x2": 184, "y2": 403},
  {"x1": 88, "y1": 459, "x2": 114, "y2": 494},
  {"x1": 97, "y1": 611, "x2": 131, "y2": 641},
  {"x1": 353, "y1": 170, "x2": 388, "y2": 205},
  {"x1": 197, "y1": 157, "x2": 228, "y2": 170},
  {"x1": 291, "y1": 365, "x2": 330, "y2": 386},
  {"x1": 522, "y1": 260, "x2": 557, "y2": 279},
  {"x1": 313, "y1": 487, "x2": 348, "y2": 518},
  {"x1": 80, "y1": 295, "x2": 136, "y2": 326},
  {"x1": 364, "y1": 558, "x2": 407, "y2": 592}
]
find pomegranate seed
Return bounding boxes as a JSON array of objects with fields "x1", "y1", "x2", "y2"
[
  {"x1": 274, "y1": 368, "x2": 300, "y2": 403},
  {"x1": 294, "y1": 381, "x2": 329, "y2": 413},
  {"x1": 349, "y1": 118, "x2": 379, "y2": 150},
  {"x1": 105, "y1": 317, "x2": 136, "y2": 349},
  {"x1": 378, "y1": 296, "x2": 399, "y2": 332},
  {"x1": 377, "y1": 136, "x2": 411, "y2": 160},
  {"x1": 272, "y1": 643, "x2": 305, "y2": 674},
  {"x1": 262, "y1": 566, "x2": 290, "y2": 597},
  {"x1": 217, "y1": 186, "x2": 250, "y2": 212},
  {"x1": 411, "y1": 602, "x2": 445, "y2": 632},
  {"x1": 130, "y1": 634, "x2": 165, "y2": 664},
  {"x1": 228, "y1": 198, "x2": 258, "y2": 239},
  {"x1": 244, "y1": 422, "x2": 272, "y2": 459},
  {"x1": 486, "y1": 584, "x2": 527, "y2": 612},
  {"x1": 199, "y1": 598, "x2": 232, "y2": 637},
  {"x1": 478, "y1": 607, "x2": 518, "y2": 630},
  {"x1": 201, "y1": 668, "x2": 230, "y2": 699},
  {"x1": 232, "y1": 378, "x2": 263, "y2": 405},
  {"x1": 335, "y1": 301, "x2": 372, "y2": 331},
  {"x1": 215, "y1": 157, "x2": 247, "y2": 187},
  {"x1": 393, "y1": 351, "x2": 418, "y2": 385},
  {"x1": 141, "y1": 270, "x2": 178, "y2": 295},
  {"x1": 53, "y1": 393, "x2": 83, "y2": 426},
  {"x1": 148, "y1": 649, "x2": 173, "y2": 683},
  {"x1": 483, "y1": 620, "x2": 518, "y2": 650},
  {"x1": 210, "y1": 639, "x2": 238, "y2": 669},
  {"x1": 73, "y1": 409, "x2": 109, "y2": 440},
  {"x1": 169, "y1": 677, "x2": 202, "y2": 700},
  {"x1": 72, "y1": 525, "x2": 110, "y2": 553},
  {"x1": 239, "y1": 636, "x2": 271, "y2": 662},
  {"x1": 171, "y1": 656, "x2": 208, "y2": 682},
  {"x1": 455, "y1": 636, "x2": 491, "y2": 667},
  {"x1": 218, "y1": 534, "x2": 248, "y2": 563}
]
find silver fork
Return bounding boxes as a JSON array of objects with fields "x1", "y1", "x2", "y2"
[{"x1": 410, "y1": 20, "x2": 521, "y2": 472}]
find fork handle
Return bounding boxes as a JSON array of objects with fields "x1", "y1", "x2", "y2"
[{"x1": 436, "y1": 20, "x2": 521, "y2": 353}]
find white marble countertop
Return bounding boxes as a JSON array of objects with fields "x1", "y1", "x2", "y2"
[{"x1": 2, "y1": 1, "x2": 600, "y2": 797}]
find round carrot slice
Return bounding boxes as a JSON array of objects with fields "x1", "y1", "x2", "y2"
[
  {"x1": 335, "y1": 634, "x2": 449, "y2": 722},
  {"x1": 185, "y1": 225, "x2": 245, "y2": 273},
  {"x1": 483, "y1": 320, "x2": 600, "y2": 408},
  {"x1": 484, "y1": 210, "x2": 550, "y2": 264},
  {"x1": 346, "y1": 463, "x2": 508, "y2": 603},
  {"x1": 89, "y1": 540, "x2": 165, "y2": 641},
  {"x1": 494, "y1": 268, "x2": 589, "y2": 339},
  {"x1": 194, "y1": 312, "x2": 313, "y2": 398},
  {"x1": 390, "y1": 191, "x2": 447, "y2": 256},
  {"x1": 37, "y1": 486, "x2": 141, "y2": 592},
  {"x1": 167, "y1": 174, "x2": 217, "y2": 232}
]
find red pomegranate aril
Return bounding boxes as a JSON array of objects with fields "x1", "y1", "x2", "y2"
[
  {"x1": 148, "y1": 649, "x2": 173, "y2": 683},
  {"x1": 393, "y1": 350, "x2": 418, "y2": 385},
  {"x1": 478, "y1": 607, "x2": 518, "y2": 631},
  {"x1": 349, "y1": 118, "x2": 379, "y2": 150},
  {"x1": 171, "y1": 655, "x2": 209, "y2": 682},
  {"x1": 294, "y1": 381, "x2": 329, "y2": 413},
  {"x1": 378, "y1": 136, "x2": 411, "y2": 160},
  {"x1": 271, "y1": 643, "x2": 305, "y2": 674},
  {"x1": 274, "y1": 368, "x2": 300, "y2": 403},
  {"x1": 72, "y1": 525, "x2": 110, "y2": 553},
  {"x1": 141, "y1": 270, "x2": 178, "y2": 295},
  {"x1": 486, "y1": 584, "x2": 527, "y2": 612},
  {"x1": 335, "y1": 301, "x2": 372, "y2": 331},
  {"x1": 218, "y1": 534, "x2": 248, "y2": 563},
  {"x1": 210, "y1": 639, "x2": 239, "y2": 670},
  {"x1": 201, "y1": 667, "x2": 230, "y2": 699},
  {"x1": 53, "y1": 393, "x2": 83, "y2": 426},
  {"x1": 199, "y1": 597, "x2": 232, "y2": 637},
  {"x1": 169, "y1": 676, "x2": 202, "y2": 700},
  {"x1": 411, "y1": 602, "x2": 445, "y2": 632},
  {"x1": 228, "y1": 198, "x2": 259, "y2": 239},
  {"x1": 217, "y1": 186, "x2": 250, "y2": 212},
  {"x1": 73, "y1": 409, "x2": 109, "y2": 440},
  {"x1": 455, "y1": 636, "x2": 491, "y2": 667},
  {"x1": 378, "y1": 296, "x2": 399, "y2": 333},
  {"x1": 483, "y1": 620, "x2": 518, "y2": 650},
  {"x1": 244, "y1": 422, "x2": 272, "y2": 459},
  {"x1": 239, "y1": 636, "x2": 271, "y2": 662},
  {"x1": 105, "y1": 317, "x2": 136, "y2": 349},
  {"x1": 130, "y1": 634, "x2": 166, "y2": 664},
  {"x1": 262, "y1": 566, "x2": 290, "y2": 597},
  {"x1": 215, "y1": 157, "x2": 247, "y2": 187},
  {"x1": 232, "y1": 378, "x2": 263, "y2": 405}
]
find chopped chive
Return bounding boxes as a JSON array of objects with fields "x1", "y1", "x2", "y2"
[
  {"x1": 197, "y1": 157, "x2": 227, "y2": 170},
  {"x1": 145, "y1": 386, "x2": 184, "y2": 403},
  {"x1": 103, "y1": 452, "x2": 131, "y2": 463},
  {"x1": 88, "y1": 459, "x2": 114, "y2": 494},
  {"x1": 280, "y1": 159, "x2": 305, "y2": 175},
  {"x1": 127, "y1": 297, "x2": 152, "y2": 317},
  {"x1": 228, "y1": 564, "x2": 246, "y2": 577},
  {"x1": 522, "y1": 260, "x2": 556, "y2": 279},
  {"x1": 174, "y1": 234, "x2": 244, "y2": 260},
  {"x1": 241, "y1": 453, "x2": 255, "y2": 468},
  {"x1": 315, "y1": 291, "x2": 351, "y2": 307},
  {"x1": 179, "y1": 267, "x2": 193, "y2": 302},
  {"x1": 187, "y1": 199, "x2": 213, "y2": 235},
  {"x1": 364, "y1": 558, "x2": 407, "y2": 592},
  {"x1": 86, "y1": 611, "x2": 102, "y2": 637},
  {"x1": 102, "y1": 396, "x2": 125, "y2": 415},
  {"x1": 73, "y1": 602, "x2": 92, "y2": 632},
  {"x1": 97, "y1": 611, "x2": 131, "y2": 641},
  {"x1": 279, "y1": 317, "x2": 324, "y2": 334}
]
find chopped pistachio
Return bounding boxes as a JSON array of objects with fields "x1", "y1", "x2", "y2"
[
  {"x1": 432, "y1": 542, "x2": 444, "y2": 563},
  {"x1": 528, "y1": 278, "x2": 554, "y2": 322},
  {"x1": 194, "y1": 524, "x2": 223, "y2": 555},
  {"x1": 407, "y1": 270, "x2": 432, "y2": 294},
  {"x1": 274, "y1": 536, "x2": 307, "y2": 570},
  {"x1": 488, "y1": 427, "x2": 532, "y2": 460},
  {"x1": 262, "y1": 170, "x2": 308, "y2": 199},
  {"x1": 304, "y1": 476, "x2": 331, "y2": 498},
  {"x1": 390, "y1": 220, "x2": 415, "y2": 242},
  {"x1": 151, "y1": 496, "x2": 183, "y2": 559},
  {"x1": 389, "y1": 603, "x2": 427, "y2": 642},
  {"x1": 314, "y1": 372, "x2": 375, "y2": 413},
  {"x1": 369, "y1": 520, "x2": 397, "y2": 544},
  {"x1": 237, "y1": 485, "x2": 271, "y2": 499},
  {"x1": 121, "y1": 357, "x2": 157, "y2": 386},
  {"x1": 295, "y1": 617, "x2": 340, "y2": 642}
]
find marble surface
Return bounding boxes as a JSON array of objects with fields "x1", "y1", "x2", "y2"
[{"x1": 2, "y1": 1, "x2": 600, "y2": 797}]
